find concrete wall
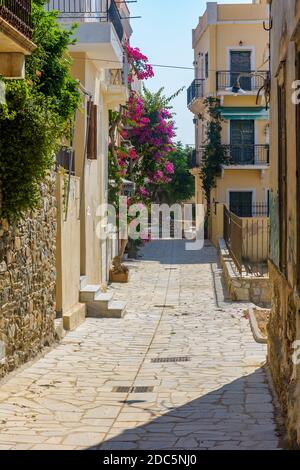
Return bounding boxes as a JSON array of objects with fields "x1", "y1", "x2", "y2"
[
  {"x1": 268, "y1": 0, "x2": 300, "y2": 448},
  {"x1": 0, "y1": 176, "x2": 57, "y2": 378}
]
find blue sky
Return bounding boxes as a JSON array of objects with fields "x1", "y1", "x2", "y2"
[{"x1": 129, "y1": 0, "x2": 251, "y2": 146}]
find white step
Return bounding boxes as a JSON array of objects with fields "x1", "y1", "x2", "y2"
[
  {"x1": 79, "y1": 276, "x2": 88, "y2": 290},
  {"x1": 107, "y1": 300, "x2": 127, "y2": 319},
  {"x1": 87, "y1": 300, "x2": 127, "y2": 319},
  {"x1": 79, "y1": 284, "x2": 101, "y2": 303}
]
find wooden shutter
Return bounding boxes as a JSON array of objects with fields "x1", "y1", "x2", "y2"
[
  {"x1": 87, "y1": 101, "x2": 98, "y2": 160},
  {"x1": 278, "y1": 80, "x2": 288, "y2": 276}
]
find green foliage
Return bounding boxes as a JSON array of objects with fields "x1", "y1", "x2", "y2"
[
  {"x1": 0, "y1": 1, "x2": 80, "y2": 220},
  {"x1": 200, "y1": 97, "x2": 227, "y2": 210},
  {"x1": 157, "y1": 143, "x2": 195, "y2": 204}
]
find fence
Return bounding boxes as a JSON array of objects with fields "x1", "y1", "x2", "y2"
[
  {"x1": 46, "y1": 0, "x2": 124, "y2": 42},
  {"x1": 0, "y1": 0, "x2": 32, "y2": 39},
  {"x1": 224, "y1": 206, "x2": 269, "y2": 273}
]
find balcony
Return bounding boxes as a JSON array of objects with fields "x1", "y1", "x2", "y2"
[
  {"x1": 0, "y1": 1, "x2": 36, "y2": 77},
  {"x1": 105, "y1": 61, "x2": 130, "y2": 107},
  {"x1": 187, "y1": 79, "x2": 205, "y2": 109},
  {"x1": 198, "y1": 144, "x2": 269, "y2": 167},
  {"x1": 46, "y1": 0, "x2": 124, "y2": 66},
  {"x1": 216, "y1": 71, "x2": 269, "y2": 93},
  {"x1": 0, "y1": 0, "x2": 33, "y2": 40},
  {"x1": 223, "y1": 144, "x2": 269, "y2": 166},
  {"x1": 188, "y1": 149, "x2": 201, "y2": 169}
]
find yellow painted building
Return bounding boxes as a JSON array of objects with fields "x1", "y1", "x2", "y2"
[{"x1": 188, "y1": 0, "x2": 270, "y2": 246}]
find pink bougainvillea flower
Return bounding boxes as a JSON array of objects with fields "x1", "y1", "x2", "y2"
[{"x1": 164, "y1": 162, "x2": 174, "y2": 175}]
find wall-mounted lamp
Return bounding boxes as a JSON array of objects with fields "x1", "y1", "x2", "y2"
[
  {"x1": 239, "y1": 41, "x2": 244, "y2": 46},
  {"x1": 193, "y1": 117, "x2": 198, "y2": 125}
]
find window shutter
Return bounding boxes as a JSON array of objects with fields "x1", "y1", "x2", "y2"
[{"x1": 87, "y1": 101, "x2": 98, "y2": 160}]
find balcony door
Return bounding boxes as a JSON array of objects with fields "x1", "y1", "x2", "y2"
[
  {"x1": 229, "y1": 191, "x2": 253, "y2": 217},
  {"x1": 230, "y1": 120, "x2": 255, "y2": 164},
  {"x1": 230, "y1": 50, "x2": 252, "y2": 91}
]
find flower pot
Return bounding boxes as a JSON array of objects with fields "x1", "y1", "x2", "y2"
[{"x1": 109, "y1": 269, "x2": 129, "y2": 284}]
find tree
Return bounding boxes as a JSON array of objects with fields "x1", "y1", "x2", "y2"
[
  {"x1": 0, "y1": 1, "x2": 80, "y2": 220},
  {"x1": 156, "y1": 143, "x2": 195, "y2": 204}
]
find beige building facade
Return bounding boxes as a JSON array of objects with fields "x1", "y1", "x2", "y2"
[
  {"x1": 48, "y1": 0, "x2": 130, "y2": 329},
  {"x1": 188, "y1": 1, "x2": 270, "y2": 247},
  {"x1": 267, "y1": 0, "x2": 300, "y2": 448}
]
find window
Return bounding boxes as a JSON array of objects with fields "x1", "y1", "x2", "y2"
[
  {"x1": 230, "y1": 50, "x2": 252, "y2": 91},
  {"x1": 278, "y1": 78, "x2": 288, "y2": 276},
  {"x1": 229, "y1": 191, "x2": 253, "y2": 217},
  {"x1": 205, "y1": 52, "x2": 209, "y2": 79}
]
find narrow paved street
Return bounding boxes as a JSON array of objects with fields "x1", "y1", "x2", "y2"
[{"x1": 0, "y1": 241, "x2": 280, "y2": 450}]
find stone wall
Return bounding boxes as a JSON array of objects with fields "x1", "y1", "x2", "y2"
[
  {"x1": 219, "y1": 239, "x2": 271, "y2": 306},
  {"x1": 268, "y1": 261, "x2": 300, "y2": 448},
  {"x1": 0, "y1": 176, "x2": 57, "y2": 378}
]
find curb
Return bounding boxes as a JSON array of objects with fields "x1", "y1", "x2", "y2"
[{"x1": 248, "y1": 308, "x2": 268, "y2": 344}]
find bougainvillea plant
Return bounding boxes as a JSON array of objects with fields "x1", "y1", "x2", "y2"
[
  {"x1": 108, "y1": 45, "x2": 182, "y2": 254},
  {"x1": 125, "y1": 43, "x2": 154, "y2": 83}
]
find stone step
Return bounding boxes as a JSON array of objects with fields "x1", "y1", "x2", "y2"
[
  {"x1": 79, "y1": 275, "x2": 88, "y2": 291},
  {"x1": 87, "y1": 300, "x2": 127, "y2": 319},
  {"x1": 79, "y1": 284, "x2": 101, "y2": 303},
  {"x1": 107, "y1": 300, "x2": 127, "y2": 319},
  {"x1": 63, "y1": 303, "x2": 86, "y2": 331}
]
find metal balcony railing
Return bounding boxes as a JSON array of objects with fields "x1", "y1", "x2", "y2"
[
  {"x1": 187, "y1": 79, "x2": 205, "y2": 106},
  {"x1": 223, "y1": 144, "x2": 270, "y2": 165},
  {"x1": 198, "y1": 144, "x2": 269, "y2": 166},
  {"x1": 46, "y1": 0, "x2": 124, "y2": 42},
  {"x1": 230, "y1": 202, "x2": 270, "y2": 218},
  {"x1": 216, "y1": 71, "x2": 269, "y2": 92},
  {"x1": 0, "y1": 0, "x2": 33, "y2": 39},
  {"x1": 188, "y1": 149, "x2": 202, "y2": 169}
]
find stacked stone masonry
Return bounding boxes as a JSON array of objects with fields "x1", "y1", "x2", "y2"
[{"x1": 0, "y1": 176, "x2": 57, "y2": 378}]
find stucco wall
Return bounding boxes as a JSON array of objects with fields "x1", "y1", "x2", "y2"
[{"x1": 0, "y1": 176, "x2": 57, "y2": 378}]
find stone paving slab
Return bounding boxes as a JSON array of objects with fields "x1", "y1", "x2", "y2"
[{"x1": 0, "y1": 240, "x2": 281, "y2": 450}]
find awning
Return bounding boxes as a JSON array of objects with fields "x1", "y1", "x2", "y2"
[{"x1": 219, "y1": 107, "x2": 269, "y2": 121}]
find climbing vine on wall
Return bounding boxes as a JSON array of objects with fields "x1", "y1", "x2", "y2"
[{"x1": 200, "y1": 97, "x2": 227, "y2": 211}]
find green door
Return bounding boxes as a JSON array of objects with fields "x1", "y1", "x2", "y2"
[
  {"x1": 230, "y1": 50, "x2": 252, "y2": 90},
  {"x1": 230, "y1": 120, "x2": 255, "y2": 164},
  {"x1": 229, "y1": 191, "x2": 253, "y2": 217}
]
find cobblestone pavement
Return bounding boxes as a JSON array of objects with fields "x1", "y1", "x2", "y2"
[{"x1": 0, "y1": 240, "x2": 281, "y2": 450}]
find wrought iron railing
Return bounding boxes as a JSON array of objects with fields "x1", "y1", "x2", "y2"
[
  {"x1": 198, "y1": 144, "x2": 269, "y2": 166},
  {"x1": 188, "y1": 149, "x2": 201, "y2": 169},
  {"x1": 223, "y1": 144, "x2": 269, "y2": 165},
  {"x1": 46, "y1": 0, "x2": 124, "y2": 42},
  {"x1": 187, "y1": 79, "x2": 205, "y2": 106},
  {"x1": 224, "y1": 206, "x2": 269, "y2": 273},
  {"x1": 216, "y1": 71, "x2": 269, "y2": 91},
  {"x1": 230, "y1": 202, "x2": 270, "y2": 218},
  {"x1": 0, "y1": 0, "x2": 33, "y2": 39}
]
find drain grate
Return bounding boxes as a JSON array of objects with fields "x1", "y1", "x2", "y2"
[
  {"x1": 133, "y1": 386, "x2": 154, "y2": 393},
  {"x1": 112, "y1": 386, "x2": 154, "y2": 393},
  {"x1": 151, "y1": 356, "x2": 191, "y2": 364},
  {"x1": 112, "y1": 386, "x2": 132, "y2": 393}
]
